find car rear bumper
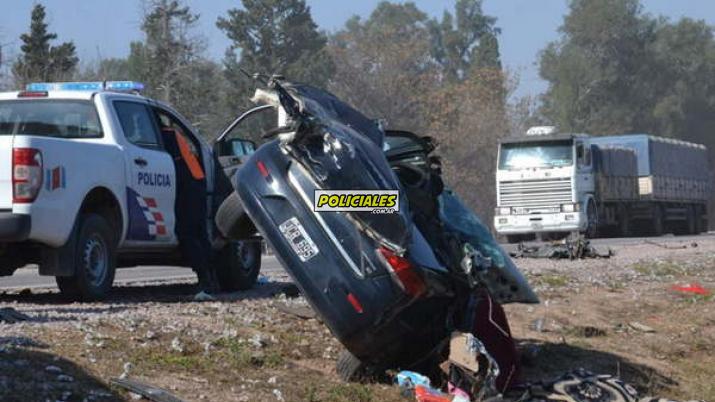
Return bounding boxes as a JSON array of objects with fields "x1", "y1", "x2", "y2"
[{"x1": 0, "y1": 211, "x2": 31, "y2": 242}]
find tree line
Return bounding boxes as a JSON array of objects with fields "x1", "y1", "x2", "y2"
[{"x1": 4, "y1": 0, "x2": 715, "y2": 223}]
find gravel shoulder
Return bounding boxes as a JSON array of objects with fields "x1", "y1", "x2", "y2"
[{"x1": 0, "y1": 238, "x2": 713, "y2": 401}]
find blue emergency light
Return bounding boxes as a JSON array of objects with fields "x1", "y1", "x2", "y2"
[{"x1": 26, "y1": 81, "x2": 145, "y2": 92}]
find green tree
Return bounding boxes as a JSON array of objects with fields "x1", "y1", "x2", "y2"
[
  {"x1": 217, "y1": 0, "x2": 333, "y2": 114},
  {"x1": 129, "y1": 0, "x2": 226, "y2": 138},
  {"x1": 429, "y1": 0, "x2": 501, "y2": 82},
  {"x1": 12, "y1": 4, "x2": 78, "y2": 85},
  {"x1": 537, "y1": 0, "x2": 715, "y2": 142}
]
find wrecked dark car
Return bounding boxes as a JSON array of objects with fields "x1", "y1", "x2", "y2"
[{"x1": 215, "y1": 76, "x2": 538, "y2": 396}]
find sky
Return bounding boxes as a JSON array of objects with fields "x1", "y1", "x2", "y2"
[{"x1": 1, "y1": 0, "x2": 714, "y2": 98}]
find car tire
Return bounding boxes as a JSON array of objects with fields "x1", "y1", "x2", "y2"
[
  {"x1": 56, "y1": 213, "x2": 117, "y2": 301},
  {"x1": 336, "y1": 349, "x2": 371, "y2": 383},
  {"x1": 215, "y1": 240, "x2": 261, "y2": 292},
  {"x1": 215, "y1": 191, "x2": 256, "y2": 240}
]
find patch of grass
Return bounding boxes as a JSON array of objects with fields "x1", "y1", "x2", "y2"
[
  {"x1": 677, "y1": 293, "x2": 714, "y2": 305},
  {"x1": 632, "y1": 260, "x2": 686, "y2": 277},
  {"x1": 325, "y1": 384, "x2": 374, "y2": 402},
  {"x1": 672, "y1": 358, "x2": 715, "y2": 401},
  {"x1": 298, "y1": 381, "x2": 401, "y2": 402},
  {"x1": 212, "y1": 336, "x2": 284, "y2": 368},
  {"x1": 535, "y1": 274, "x2": 569, "y2": 288},
  {"x1": 146, "y1": 353, "x2": 203, "y2": 370}
]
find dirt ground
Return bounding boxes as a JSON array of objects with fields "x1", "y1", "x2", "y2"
[{"x1": 0, "y1": 237, "x2": 713, "y2": 402}]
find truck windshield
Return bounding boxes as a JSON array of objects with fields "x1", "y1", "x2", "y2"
[
  {"x1": 0, "y1": 100, "x2": 102, "y2": 138},
  {"x1": 499, "y1": 141, "x2": 573, "y2": 170}
]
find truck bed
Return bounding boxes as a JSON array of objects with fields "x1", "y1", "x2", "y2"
[{"x1": 588, "y1": 134, "x2": 709, "y2": 203}]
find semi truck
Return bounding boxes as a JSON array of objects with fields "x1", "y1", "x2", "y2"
[{"x1": 493, "y1": 126, "x2": 710, "y2": 242}]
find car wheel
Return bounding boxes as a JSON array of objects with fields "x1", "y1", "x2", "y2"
[
  {"x1": 215, "y1": 240, "x2": 261, "y2": 291},
  {"x1": 336, "y1": 349, "x2": 373, "y2": 383},
  {"x1": 215, "y1": 191, "x2": 256, "y2": 240},
  {"x1": 56, "y1": 213, "x2": 117, "y2": 301}
]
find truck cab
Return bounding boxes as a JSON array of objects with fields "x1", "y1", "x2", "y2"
[
  {"x1": 494, "y1": 127, "x2": 593, "y2": 242},
  {"x1": 0, "y1": 81, "x2": 261, "y2": 300}
]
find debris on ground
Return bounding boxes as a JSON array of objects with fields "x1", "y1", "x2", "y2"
[
  {"x1": 628, "y1": 322, "x2": 656, "y2": 333},
  {"x1": 396, "y1": 371, "x2": 469, "y2": 402},
  {"x1": 510, "y1": 369, "x2": 705, "y2": 402},
  {"x1": 645, "y1": 239, "x2": 698, "y2": 250},
  {"x1": 110, "y1": 378, "x2": 185, "y2": 402},
  {"x1": 0, "y1": 307, "x2": 31, "y2": 323},
  {"x1": 274, "y1": 303, "x2": 317, "y2": 320},
  {"x1": 671, "y1": 282, "x2": 710, "y2": 296},
  {"x1": 512, "y1": 237, "x2": 613, "y2": 259}
]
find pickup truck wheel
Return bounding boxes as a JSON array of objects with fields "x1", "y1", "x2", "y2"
[
  {"x1": 56, "y1": 214, "x2": 117, "y2": 301},
  {"x1": 215, "y1": 192, "x2": 256, "y2": 240},
  {"x1": 215, "y1": 240, "x2": 261, "y2": 292}
]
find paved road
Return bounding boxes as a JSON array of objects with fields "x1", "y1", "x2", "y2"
[
  {"x1": 2, "y1": 233, "x2": 713, "y2": 291},
  {"x1": 0, "y1": 255, "x2": 284, "y2": 291}
]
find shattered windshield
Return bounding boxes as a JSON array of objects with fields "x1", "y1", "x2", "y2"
[
  {"x1": 282, "y1": 83, "x2": 411, "y2": 249},
  {"x1": 498, "y1": 140, "x2": 573, "y2": 170}
]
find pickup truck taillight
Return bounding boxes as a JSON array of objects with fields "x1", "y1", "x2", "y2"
[
  {"x1": 377, "y1": 247, "x2": 426, "y2": 298},
  {"x1": 12, "y1": 148, "x2": 43, "y2": 203}
]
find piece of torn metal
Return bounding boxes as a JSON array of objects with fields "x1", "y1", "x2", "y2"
[
  {"x1": 110, "y1": 378, "x2": 184, "y2": 402},
  {"x1": 0, "y1": 307, "x2": 31, "y2": 323}
]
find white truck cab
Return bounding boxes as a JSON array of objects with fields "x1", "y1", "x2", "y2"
[
  {"x1": 0, "y1": 81, "x2": 261, "y2": 300},
  {"x1": 493, "y1": 128, "x2": 592, "y2": 242}
]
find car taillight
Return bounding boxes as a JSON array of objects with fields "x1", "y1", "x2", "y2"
[
  {"x1": 12, "y1": 148, "x2": 43, "y2": 203},
  {"x1": 377, "y1": 247, "x2": 426, "y2": 298}
]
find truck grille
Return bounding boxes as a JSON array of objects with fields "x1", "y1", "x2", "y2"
[{"x1": 499, "y1": 178, "x2": 572, "y2": 211}]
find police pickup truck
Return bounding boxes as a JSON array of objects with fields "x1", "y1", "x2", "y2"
[{"x1": 0, "y1": 81, "x2": 261, "y2": 300}]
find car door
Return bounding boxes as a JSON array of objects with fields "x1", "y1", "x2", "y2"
[
  {"x1": 151, "y1": 106, "x2": 215, "y2": 239},
  {"x1": 575, "y1": 141, "x2": 594, "y2": 197},
  {"x1": 213, "y1": 105, "x2": 275, "y2": 179},
  {"x1": 113, "y1": 100, "x2": 177, "y2": 247}
]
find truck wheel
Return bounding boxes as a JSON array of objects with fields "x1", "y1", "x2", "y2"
[
  {"x1": 215, "y1": 192, "x2": 256, "y2": 240},
  {"x1": 215, "y1": 240, "x2": 261, "y2": 291},
  {"x1": 685, "y1": 204, "x2": 699, "y2": 235},
  {"x1": 336, "y1": 349, "x2": 372, "y2": 382},
  {"x1": 585, "y1": 200, "x2": 599, "y2": 238},
  {"x1": 56, "y1": 214, "x2": 117, "y2": 301},
  {"x1": 618, "y1": 205, "x2": 630, "y2": 237},
  {"x1": 652, "y1": 204, "x2": 664, "y2": 236},
  {"x1": 694, "y1": 205, "x2": 706, "y2": 233}
]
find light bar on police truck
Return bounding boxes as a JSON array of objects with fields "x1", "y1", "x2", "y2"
[{"x1": 25, "y1": 81, "x2": 144, "y2": 92}]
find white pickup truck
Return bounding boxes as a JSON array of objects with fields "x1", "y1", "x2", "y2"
[{"x1": 0, "y1": 81, "x2": 262, "y2": 300}]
